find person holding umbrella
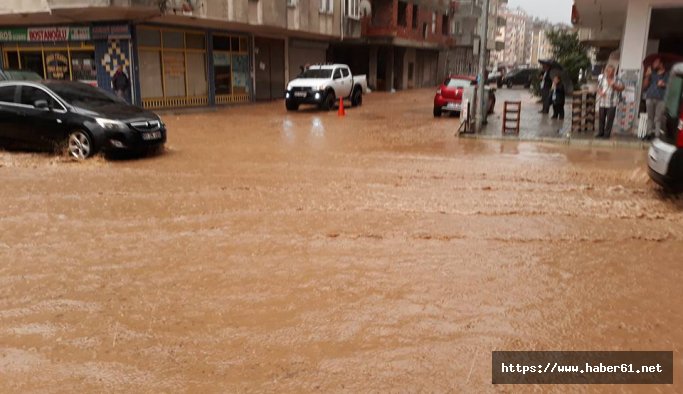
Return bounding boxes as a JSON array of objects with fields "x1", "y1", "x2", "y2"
[
  {"x1": 642, "y1": 57, "x2": 669, "y2": 140},
  {"x1": 539, "y1": 62, "x2": 553, "y2": 114},
  {"x1": 596, "y1": 65, "x2": 624, "y2": 139}
]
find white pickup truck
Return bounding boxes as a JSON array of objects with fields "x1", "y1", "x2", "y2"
[{"x1": 285, "y1": 64, "x2": 368, "y2": 111}]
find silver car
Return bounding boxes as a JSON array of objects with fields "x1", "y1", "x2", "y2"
[{"x1": 648, "y1": 63, "x2": 683, "y2": 190}]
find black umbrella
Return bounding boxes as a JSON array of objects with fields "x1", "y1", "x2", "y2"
[{"x1": 539, "y1": 59, "x2": 563, "y2": 70}]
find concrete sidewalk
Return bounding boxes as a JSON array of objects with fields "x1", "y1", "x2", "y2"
[{"x1": 471, "y1": 87, "x2": 647, "y2": 149}]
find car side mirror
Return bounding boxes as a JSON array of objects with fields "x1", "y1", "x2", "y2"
[{"x1": 34, "y1": 100, "x2": 49, "y2": 110}]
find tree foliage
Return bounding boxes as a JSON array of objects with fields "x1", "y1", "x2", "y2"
[{"x1": 546, "y1": 30, "x2": 591, "y2": 86}]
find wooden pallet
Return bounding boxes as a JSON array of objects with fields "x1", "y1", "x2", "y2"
[{"x1": 502, "y1": 101, "x2": 521, "y2": 135}]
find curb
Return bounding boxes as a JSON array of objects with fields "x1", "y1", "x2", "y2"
[{"x1": 458, "y1": 133, "x2": 649, "y2": 150}]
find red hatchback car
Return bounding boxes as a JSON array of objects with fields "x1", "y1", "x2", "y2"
[{"x1": 433, "y1": 75, "x2": 496, "y2": 118}]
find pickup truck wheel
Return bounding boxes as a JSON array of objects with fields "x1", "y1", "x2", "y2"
[
  {"x1": 320, "y1": 91, "x2": 335, "y2": 111},
  {"x1": 433, "y1": 107, "x2": 442, "y2": 117},
  {"x1": 351, "y1": 88, "x2": 363, "y2": 107},
  {"x1": 286, "y1": 101, "x2": 299, "y2": 111}
]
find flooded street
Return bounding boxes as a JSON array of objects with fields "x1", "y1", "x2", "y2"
[{"x1": 1, "y1": 88, "x2": 682, "y2": 392}]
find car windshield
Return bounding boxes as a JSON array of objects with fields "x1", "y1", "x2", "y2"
[
  {"x1": 4, "y1": 70, "x2": 42, "y2": 81},
  {"x1": 446, "y1": 78, "x2": 474, "y2": 88},
  {"x1": 664, "y1": 74, "x2": 682, "y2": 119},
  {"x1": 299, "y1": 69, "x2": 333, "y2": 79},
  {"x1": 47, "y1": 82, "x2": 124, "y2": 109}
]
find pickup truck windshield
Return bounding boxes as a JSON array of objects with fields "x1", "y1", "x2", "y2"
[{"x1": 299, "y1": 69, "x2": 333, "y2": 79}]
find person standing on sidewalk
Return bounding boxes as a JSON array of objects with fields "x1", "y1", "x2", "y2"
[
  {"x1": 112, "y1": 65, "x2": 130, "y2": 102},
  {"x1": 596, "y1": 65, "x2": 625, "y2": 139},
  {"x1": 539, "y1": 64, "x2": 553, "y2": 114},
  {"x1": 642, "y1": 57, "x2": 669, "y2": 140},
  {"x1": 550, "y1": 75, "x2": 565, "y2": 120}
]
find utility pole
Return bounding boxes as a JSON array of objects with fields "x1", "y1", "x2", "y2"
[{"x1": 475, "y1": 0, "x2": 490, "y2": 133}]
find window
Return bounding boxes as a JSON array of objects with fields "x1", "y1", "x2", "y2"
[
  {"x1": 0, "y1": 85, "x2": 16, "y2": 103},
  {"x1": 320, "y1": 0, "x2": 333, "y2": 14},
  {"x1": 341, "y1": 68, "x2": 350, "y2": 77},
  {"x1": 287, "y1": 0, "x2": 297, "y2": 7},
  {"x1": 442, "y1": 15, "x2": 448, "y2": 35},
  {"x1": 398, "y1": 2, "x2": 407, "y2": 27},
  {"x1": 431, "y1": 12, "x2": 436, "y2": 34},
  {"x1": 333, "y1": 69, "x2": 342, "y2": 79},
  {"x1": 137, "y1": 27, "x2": 208, "y2": 101},
  {"x1": 412, "y1": 5, "x2": 418, "y2": 28},
  {"x1": 212, "y1": 34, "x2": 250, "y2": 97},
  {"x1": 345, "y1": 0, "x2": 359, "y2": 19},
  {"x1": 20, "y1": 86, "x2": 57, "y2": 108}
]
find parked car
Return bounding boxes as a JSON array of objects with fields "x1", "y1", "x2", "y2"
[
  {"x1": 433, "y1": 75, "x2": 496, "y2": 118},
  {"x1": 501, "y1": 68, "x2": 540, "y2": 88},
  {"x1": 285, "y1": 64, "x2": 368, "y2": 111},
  {"x1": 0, "y1": 81, "x2": 166, "y2": 159},
  {"x1": 0, "y1": 68, "x2": 42, "y2": 81},
  {"x1": 647, "y1": 63, "x2": 683, "y2": 190}
]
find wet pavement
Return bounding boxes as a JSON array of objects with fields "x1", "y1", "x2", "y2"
[
  {"x1": 482, "y1": 87, "x2": 644, "y2": 145},
  {"x1": 0, "y1": 88, "x2": 682, "y2": 392}
]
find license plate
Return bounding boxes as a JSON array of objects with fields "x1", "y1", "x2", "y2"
[
  {"x1": 446, "y1": 103, "x2": 461, "y2": 110},
  {"x1": 294, "y1": 91, "x2": 307, "y2": 97},
  {"x1": 142, "y1": 131, "x2": 162, "y2": 140}
]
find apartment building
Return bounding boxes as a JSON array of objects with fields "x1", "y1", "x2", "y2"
[
  {"x1": 445, "y1": 0, "x2": 507, "y2": 75},
  {"x1": 0, "y1": 0, "x2": 352, "y2": 109}
]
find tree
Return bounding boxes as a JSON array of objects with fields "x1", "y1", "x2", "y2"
[{"x1": 546, "y1": 30, "x2": 591, "y2": 86}]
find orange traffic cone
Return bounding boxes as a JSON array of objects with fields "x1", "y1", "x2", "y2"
[{"x1": 338, "y1": 97, "x2": 345, "y2": 117}]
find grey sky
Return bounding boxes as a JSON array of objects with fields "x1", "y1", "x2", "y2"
[{"x1": 506, "y1": 0, "x2": 573, "y2": 24}]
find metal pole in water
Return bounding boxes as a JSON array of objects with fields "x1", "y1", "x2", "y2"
[{"x1": 475, "y1": 0, "x2": 490, "y2": 133}]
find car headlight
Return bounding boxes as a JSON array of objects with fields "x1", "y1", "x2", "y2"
[
  {"x1": 157, "y1": 116, "x2": 165, "y2": 128},
  {"x1": 96, "y1": 118, "x2": 126, "y2": 131}
]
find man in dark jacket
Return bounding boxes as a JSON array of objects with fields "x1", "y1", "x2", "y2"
[
  {"x1": 550, "y1": 75, "x2": 565, "y2": 120},
  {"x1": 112, "y1": 65, "x2": 130, "y2": 101}
]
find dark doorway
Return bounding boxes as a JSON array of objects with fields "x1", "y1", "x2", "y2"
[{"x1": 254, "y1": 37, "x2": 285, "y2": 101}]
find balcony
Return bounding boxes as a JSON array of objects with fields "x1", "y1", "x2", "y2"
[{"x1": 453, "y1": 0, "x2": 483, "y2": 20}]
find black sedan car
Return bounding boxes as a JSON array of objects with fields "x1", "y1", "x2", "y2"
[
  {"x1": 0, "y1": 81, "x2": 165, "y2": 159},
  {"x1": 501, "y1": 68, "x2": 540, "y2": 88}
]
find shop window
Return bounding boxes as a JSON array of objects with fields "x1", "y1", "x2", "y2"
[
  {"x1": 45, "y1": 51, "x2": 70, "y2": 80},
  {"x1": 186, "y1": 34, "x2": 205, "y2": 49},
  {"x1": 213, "y1": 34, "x2": 250, "y2": 98},
  {"x1": 71, "y1": 52, "x2": 97, "y2": 83},
  {"x1": 163, "y1": 31, "x2": 184, "y2": 49},
  {"x1": 139, "y1": 50, "x2": 163, "y2": 98},
  {"x1": 398, "y1": 2, "x2": 407, "y2": 28},
  {"x1": 5, "y1": 51, "x2": 19, "y2": 69},
  {"x1": 20, "y1": 52, "x2": 45, "y2": 78},
  {"x1": 163, "y1": 51, "x2": 186, "y2": 97},
  {"x1": 138, "y1": 29, "x2": 161, "y2": 47},
  {"x1": 186, "y1": 52, "x2": 207, "y2": 96},
  {"x1": 213, "y1": 36, "x2": 230, "y2": 51}
]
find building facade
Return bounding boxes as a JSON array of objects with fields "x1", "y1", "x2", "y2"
[
  {"x1": 0, "y1": 0, "x2": 348, "y2": 109},
  {"x1": 574, "y1": 0, "x2": 683, "y2": 134}
]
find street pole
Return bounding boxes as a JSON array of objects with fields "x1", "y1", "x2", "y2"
[{"x1": 475, "y1": 0, "x2": 490, "y2": 133}]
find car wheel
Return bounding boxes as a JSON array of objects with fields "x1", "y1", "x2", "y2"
[
  {"x1": 433, "y1": 107, "x2": 442, "y2": 117},
  {"x1": 286, "y1": 101, "x2": 299, "y2": 111},
  {"x1": 321, "y1": 91, "x2": 335, "y2": 111},
  {"x1": 67, "y1": 130, "x2": 93, "y2": 160},
  {"x1": 351, "y1": 88, "x2": 362, "y2": 107}
]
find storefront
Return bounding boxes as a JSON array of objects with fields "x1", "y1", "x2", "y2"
[
  {"x1": 210, "y1": 33, "x2": 251, "y2": 105},
  {"x1": 133, "y1": 25, "x2": 252, "y2": 109},
  {"x1": 0, "y1": 24, "x2": 135, "y2": 101}
]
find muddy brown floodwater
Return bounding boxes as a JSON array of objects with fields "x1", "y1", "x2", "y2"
[{"x1": 0, "y1": 88, "x2": 682, "y2": 393}]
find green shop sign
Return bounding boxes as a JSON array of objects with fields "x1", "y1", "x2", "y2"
[{"x1": 0, "y1": 26, "x2": 92, "y2": 42}]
